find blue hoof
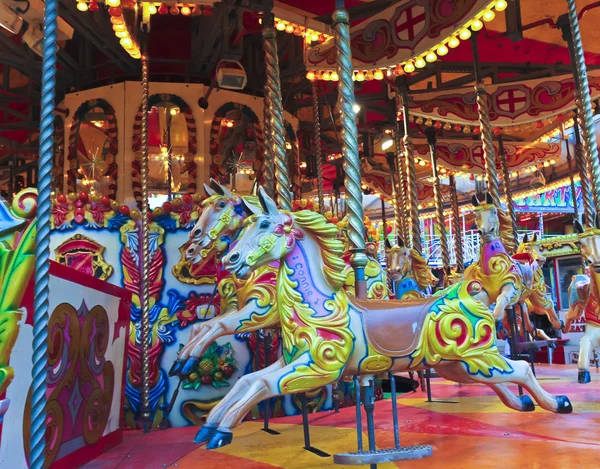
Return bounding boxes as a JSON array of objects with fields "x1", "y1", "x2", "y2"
[
  {"x1": 578, "y1": 370, "x2": 591, "y2": 384},
  {"x1": 519, "y1": 395, "x2": 535, "y2": 412},
  {"x1": 556, "y1": 395, "x2": 573, "y2": 414},
  {"x1": 206, "y1": 430, "x2": 233, "y2": 450},
  {"x1": 194, "y1": 424, "x2": 217, "y2": 444},
  {"x1": 168, "y1": 360, "x2": 183, "y2": 377},
  {"x1": 181, "y1": 358, "x2": 199, "y2": 377}
]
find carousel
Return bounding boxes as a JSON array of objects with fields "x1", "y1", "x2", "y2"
[{"x1": 0, "y1": 0, "x2": 599, "y2": 468}]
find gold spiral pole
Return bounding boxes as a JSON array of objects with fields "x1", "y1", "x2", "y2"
[
  {"x1": 565, "y1": 134, "x2": 580, "y2": 223},
  {"x1": 400, "y1": 91, "x2": 422, "y2": 254},
  {"x1": 449, "y1": 176, "x2": 464, "y2": 274},
  {"x1": 426, "y1": 128, "x2": 450, "y2": 284},
  {"x1": 262, "y1": 49, "x2": 274, "y2": 197},
  {"x1": 140, "y1": 33, "x2": 152, "y2": 432},
  {"x1": 394, "y1": 94, "x2": 409, "y2": 243},
  {"x1": 263, "y1": 12, "x2": 291, "y2": 210},
  {"x1": 567, "y1": 0, "x2": 600, "y2": 211},
  {"x1": 386, "y1": 152, "x2": 403, "y2": 243},
  {"x1": 498, "y1": 136, "x2": 518, "y2": 253},
  {"x1": 333, "y1": 1, "x2": 367, "y2": 297},
  {"x1": 472, "y1": 35, "x2": 501, "y2": 208},
  {"x1": 312, "y1": 83, "x2": 324, "y2": 213}
]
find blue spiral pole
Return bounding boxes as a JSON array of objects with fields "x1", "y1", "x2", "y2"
[{"x1": 30, "y1": 0, "x2": 58, "y2": 466}]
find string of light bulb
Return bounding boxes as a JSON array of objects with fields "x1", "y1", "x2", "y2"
[{"x1": 306, "y1": 0, "x2": 507, "y2": 82}]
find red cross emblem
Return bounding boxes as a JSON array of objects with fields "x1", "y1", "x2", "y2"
[
  {"x1": 495, "y1": 88, "x2": 528, "y2": 115},
  {"x1": 395, "y1": 4, "x2": 426, "y2": 42}
]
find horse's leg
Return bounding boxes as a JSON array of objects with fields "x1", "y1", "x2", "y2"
[
  {"x1": 577, "y1": 325, "x2": 596, "y2": 383},
  {"x1": 563, "y1": 304, "x2": 583, "y2": 334},
  {"x1": 435, "y1": 363, "x2": 529, "y2": 411},
  {"x1": 206, "y1": 353, "x2": 339, "y2": 450},
  {"x1": 520, "y1": 302, "x2": 534, "y2": 333},
  {"x1": 493, "y1": 285, "x2": 517, "y2": 321},
  {"x1": 194, "y1": 358, "x2": 285, "y2": 444}
]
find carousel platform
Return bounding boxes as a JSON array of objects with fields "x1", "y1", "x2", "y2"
[{"x1": 82, "y1": 365, "x2": 600, "y2": 469}]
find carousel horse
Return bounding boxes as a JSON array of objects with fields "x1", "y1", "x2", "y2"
[
  {"x1": 516, "y1": 234, "x2": 562, "y2": 331},
  {"x1": 384, "y1": 237, "x2": 438, "y2": 299},
  {"x1": 181, "y1": 187, "x2": 571, "y2": 450},
  {"x1": 562, "y1": 216, "x2": 600, "y2": 383}
]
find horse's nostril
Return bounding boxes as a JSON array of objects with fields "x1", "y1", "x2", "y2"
[
  {"x1": 229, "y1": 252, "x2": 240, "y2": 263},
  {"x1": 193, "y1": 228, "x2": 202, "y2": 237}
]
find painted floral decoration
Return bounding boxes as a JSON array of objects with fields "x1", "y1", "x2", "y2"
[
  {"x1": 274, "y1": 214, "x2": 304, "y2": 248},
  {"x1": 182, "y1": 342, "x2": 236, "y2": 390}
]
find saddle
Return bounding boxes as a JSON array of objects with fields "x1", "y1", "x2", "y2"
[{"x1": 350, "y1": 296, "x2": 437, "y2": 357}]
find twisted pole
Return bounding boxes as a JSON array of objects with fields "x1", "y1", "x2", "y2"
[
  {"x1": 399, "y1": 91, "x2": 422, "y2": 254},
  {"x1": 498, "y1": 136, "x2": 518, "y2": 252},
  {"x1": 333, "y1": 0, "x2": 367, "y2": 298},
  {"x1": 262, "y1": 61, "x2": 274, "y2": 197},
  {"x1": 394, "y1": 95, "x2": 409, "y2": 243},
  {"x1": 30, "y1": 0, "x2": 58, "y2": 465},
  {"x1": 263, "y1": 12, "x2": 291, "y2": 210},
  {"x1": 426, "y1": 128, "x2": 450, "y2": 284},
  {"x1": 472, "y1": 35, "x2": 501, "y2": 208},
  {"x1": 449, "y1": 176, "x2": 464, "y2": 273},
  {"x1": 312, "y1": 83, "x2": 324, "y2": 213},
  {"x1": 565, "y1": 137, "x2": 580, "y2": 223},
  {"x1": 567, "y1": 0, "x2": 600, "y2": 211},
  {"x1": 140, "y1": 33, "x2": 152, "y2": 432},
  {"x1": 573, "y1": 120, "x2": 595, "y2": 225},
  {"x1": 386, "y1": 152, "x2": 403, "y2": 243}
]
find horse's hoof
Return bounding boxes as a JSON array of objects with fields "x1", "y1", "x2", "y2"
[
  {"x1": 578, "y1": 370, "x2": 591, "y2": 384},
  {"x1": 519, "y1": 395, "x2": 535, "y2": 412},
  {"x1": 168, "y1": 360, "x2": 183, "y2": 377},
  {"x1": 194, "y1": 424, "x2": 217, "y2": 444},
  {"x1": 206, "y1": 430, "x2": 233, "y2": 450},
  {"x1": 555, "y1": 395, "x2": 573, "y2": 414}
]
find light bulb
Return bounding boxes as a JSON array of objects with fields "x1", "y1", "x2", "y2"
[
  {"x1": 115, "y1": 31, "x2": 128, "y2": 38},
  {"x1": 404, "y1": 62, "x2": 415, "y2": 73},
  {"x1": 77, "y1": 1, "x2": 89, "y2": 11},
  {"x1": 330, "y1": 71, "x2": 339, "y2": 81},
  {"x1": 285, "y1": 24, "x2": 294, "y2": 34},
  {"x1": 471, "y1": 19, "x2": 483, "y2": 31},
  {"x1": 415, "y1": 57, "x2": 426, "y2": 68},
  {"x1": 120, "y1": 37, "x2": 133, "y2": 48},
  {"x1": 322, "y1": 71, "x2": 331, "y2": 81},
  {"x1": 448, "y1": 36, "x2": 460, "y2": 48},
  {"x1": 459, "y1": 28, "x2": 471, "y2": 40},
  {"x1": 495, "y1": 0, "x2": 508, "y2": 11},
  {"x1": 148, "y1": 4, "x2": 157, "y2": 14},
  {"x1": 311, "y1": 32, "x2": 319, "y2": 42},
  {"x1": 425, "y1": 51, "x2": 437, "y2": 62},
  {"x1": 381, "y1": 139, "x2": 394, "y2": 151},
  {"x1": 437, "y1": 45, "x2": 449, "y2": 56},
  {"x1": 353, "y1": 104, "x2": 361, "y2": 114},
  {"x1": 306, "y1": 71, "x2": 315, "y2": 81},
  {"x1": 276, "y1": 22, "x2": 286, "y2": 31},
  {"x1": 482, "y1": 9, "x2": 495, "y2": 21},
  {"x1": 106, "y1": 0, "x2": 120, "y2": 7},
  {"x1": 356, "y1": 71, "x2": 365, "y2": 81},
  {"x1": 374, "y1": 69, "x2": 384, "y2": 80},
  {"x1": 181, "y1": 5, "x2": 191, "y2": 16}
]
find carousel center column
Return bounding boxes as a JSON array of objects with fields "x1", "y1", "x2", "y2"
[{"x1": 332, "y1": 0, "x2": 367, "y2": 298}]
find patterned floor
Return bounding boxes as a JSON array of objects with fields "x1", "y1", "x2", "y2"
[{"x1": 83, "y1": 365, "x2": 600, "y2": 469}]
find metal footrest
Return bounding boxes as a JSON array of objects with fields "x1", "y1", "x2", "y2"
[
  {"x1": 516, "y1": 340, "x2": 547, "y2": 352},
  {"x1": 334, "y1": 445, "x2": 433, "y2": 465}
]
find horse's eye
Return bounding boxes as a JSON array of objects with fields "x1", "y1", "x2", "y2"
[
  {"x1": 218, "y1": 201, "x2": 226, "y2": 208},
  {"x1": 259, "y1": 220, "x2": 271, "y2": 229}
]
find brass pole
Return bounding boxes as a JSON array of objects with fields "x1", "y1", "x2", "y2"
[
  {"x1": 449, "y1": 175, "x2": 464, "y2": 274},
  {"x1": 498, "y1": 135, "x2": 518, "y2": 253},
  {"x1": 312, "y1": 83, "x2": 324, "y2": 213}
]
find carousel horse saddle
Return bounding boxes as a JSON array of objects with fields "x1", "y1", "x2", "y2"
[{"x1": 351, "y1": 296, "x2": 438, "y2": 357}]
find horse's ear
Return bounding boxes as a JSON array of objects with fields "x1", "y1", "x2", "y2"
[
  {"x1": 397, "y1": 237, "x2": 405, "y2": 247},
  {"x1": 204, "y1": 183, "x2": 216, "y2": 197},
  {"x1": 523, "y1": 234, "x2": 529, "y2": 243},
  {"x1": 385, "y1": 238, "x2": 392, "y2": 250},
  {"x1": 532, "y1": 233, "x2": 538, "y2": 242},
  {"x1": 485, "y1": 193, "x2": 493, "y2": 205},
  {"x1": 242, "y1": 197, "x2": 262, "y2": 216},
  {"x1": 574, "y1": 218, "x2": 584, "y2": 234},
  {"x1": 217, "y1": 182, "x2": 234, "y2": 199},
  {"x1": 471, "y1": 195, "x2": 479, "y2": 207},
  {"x1": 209, "y1": 178, "x2": 223, "y2": 195},
  {"x1": 257, "y1": 186, "x2": 279, "y2": 215}
]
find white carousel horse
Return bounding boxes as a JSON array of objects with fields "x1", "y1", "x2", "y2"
[
  {"x1": 181, "y1": 187, "x2": 571, "y2": 450},
  {"x1": 563, "y1": 216, "x2": 600, "y2": 383}
]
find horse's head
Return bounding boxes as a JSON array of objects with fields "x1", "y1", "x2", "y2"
[
  {"x1": 517, "y1": 233, "x2": 546, "y2": 267},
  {"x1": 575, "y1": 215, "x2": 600, "y2": 273},
  {"x1": 472, "y1": 193, "x2": 500, "y2": 243},
  {"x1": 222, "y1": 187, "x2": 298, "y2": 279},
  {"x1": 185, "y1": 179, "x2": 257, "y2": 264},
  {"x1": 385, "y1": 238, "x2": 411, "y2": 282}
]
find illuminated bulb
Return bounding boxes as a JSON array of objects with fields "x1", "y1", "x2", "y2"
[
  {"x1": 550, "y1": 159, "x2": 557, "y2": 164},
  {"x1": 471, "y1": 19, "x2": 483, "y2": 31},
  {"x1": 404, "y1": 62, "x2": 415, "y2": 73},
  {"x1": 115, "y1": 30, "x2": 128, "y2": 38},
  {"x1": 113, "y1": 24, "x2": 127, "y2": 32},
  {"x1": 276, "y1": 22, "x2": 286, "y2": 31},
  {"x1": 418, "y1": 160, "x2": 426, "y2": 166},
  {"x1": 285, "y1": 24, "x2": 294, "y2": 34},
  {"x1": 286, "y1": 142, "x2": 292, "y2": 150},
  {"x1": 415, "y1": 57, "x2": 426, "y2": 68},
  {"x1": 120, "y1": 37, "x2": 133, "y2": 48},
  {"x1": 425, "y1": 51, "x2": 437, "y2": 62},
  {"x1": 322, "y1": 71, "x2": 331, "y2": 81},
  {"x1": 226, "y1": 121, "x2": 234, "y2": 128},
  {"x1": 170, "y1": 107, "x2": 179, "y2": 116},
  {"x1": 148, "y1": 4, "x2": 157, "y2": 14},
  {"x1": 311, "y1": 32, "x2": 319, "y2": 42},
  {"x1": 353, "y1": 104, "x2": 361, "y2": 114},
  {"x1": 306, "y1": 71, "x2": 315, "y2": 81},
  {"x1": 366, "y1": 70, "x2": 374, "y2": 80},
  {"x1": 437, "y1": 45, "x2": 449, "y2": 56},
  {"x1": 77, "y1": 1, "x2": 89, "y2": 11},
  {"x1": 181, "y1": 5, "x2": 191, "y2": 15},
  {"x1": 330, "y1": 71, "x2": 339, "y2": 81},
  {"x1": 373, "y1": 69, "x2": 384, "y2": 80},
  {"x1": 482, "y1": 9, "x2": 495, "y2": 21},
  {"x1": 106, "y1": 0, "x2": 120, "y2": 6},
  {"x1": 459, "y1": 28, "x2": 472, "y2": 40},
  {"x1": 170, "y1": 4, "x2": 179, "y2": 14},
  {"x1": 381, "y1": 139, "x2": 394, "y2": 151},
  {"x1": 543, "y1": 161, "x2": 550, "y2": 168},
  {"x1": 355, "y1": 71, "x2": 365, "y2": 81},
  {"x1": 448, "y1": 36, "x2": 460, "y2": 48}
]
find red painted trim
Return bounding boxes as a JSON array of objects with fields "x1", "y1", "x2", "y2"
[
  {"x1": 50, "y1": 429, "x2": 122, "y2": 469},
  {"x1": 49, "y1": 260, "x2": 132, "y2": 302}
]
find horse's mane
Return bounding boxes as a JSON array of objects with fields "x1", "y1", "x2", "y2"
[
  {"x1": 201, "y1": 193, "x2": 259, "y2": 211},
  {"x1": 292, "y1": 210, "x2": 351, "y2": 291},
  {"x1": 498, "y1": 208, "x2": 516, "y2": 254},
  {"x1": 409, "y1": 248, "x2": 438, "y2": 290}
]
